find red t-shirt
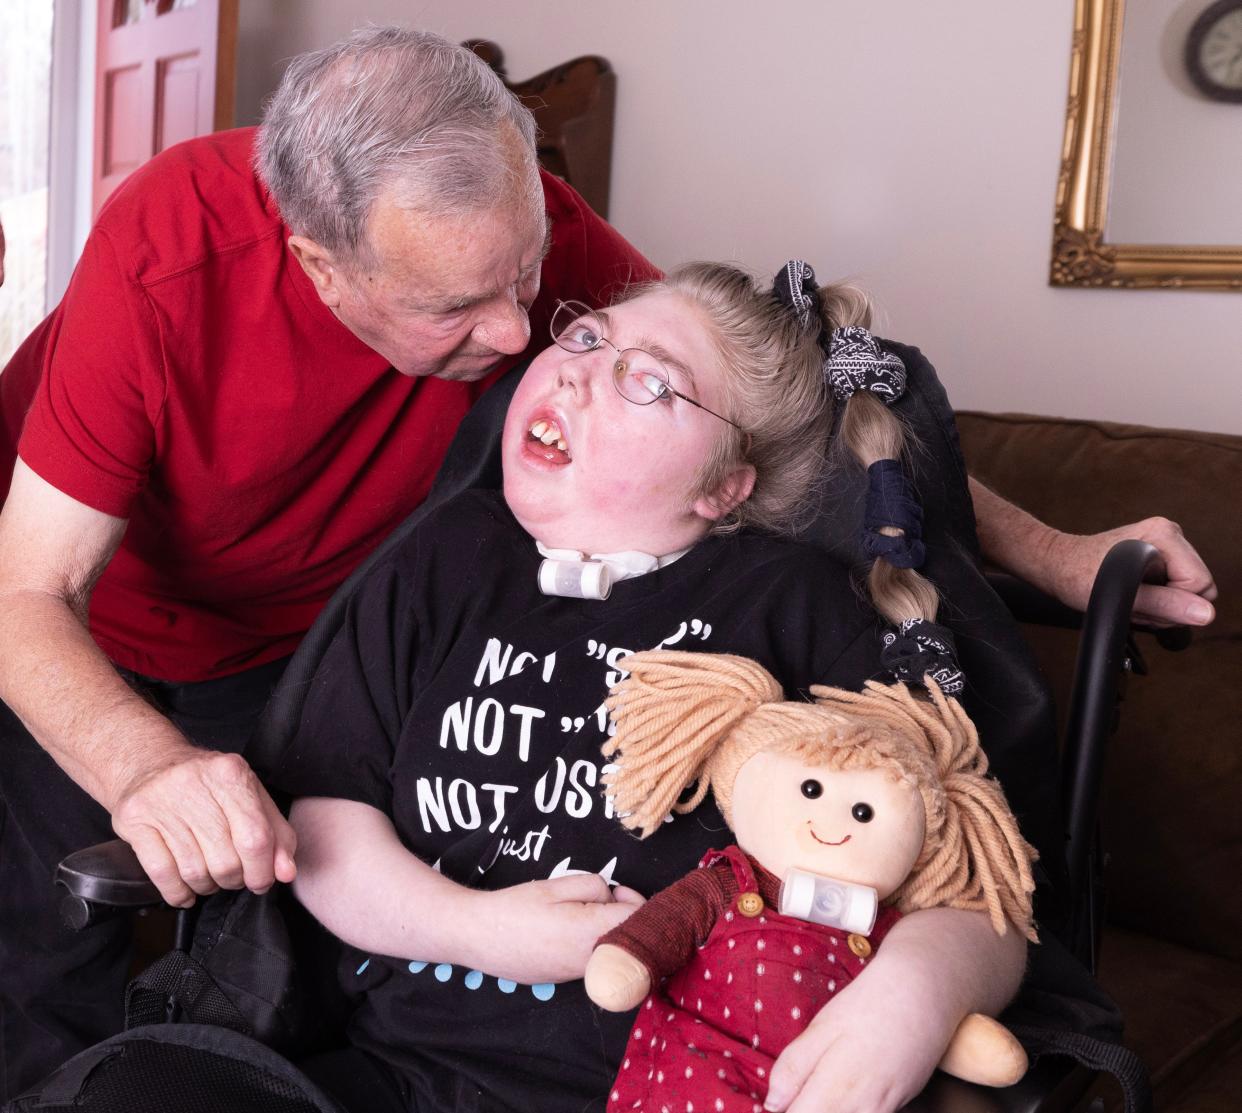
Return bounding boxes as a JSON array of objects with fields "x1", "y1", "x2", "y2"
[{"x1": 13, "y1": 127, "x2": 658, "y2": 681}]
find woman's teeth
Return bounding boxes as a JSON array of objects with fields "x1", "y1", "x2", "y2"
[{"x1": 529, "y1": 419, "x2": 568, "y2": 452}]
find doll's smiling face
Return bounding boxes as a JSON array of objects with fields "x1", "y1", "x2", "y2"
[{"x1": 730, "y1": 750, "x2": 926, "y2": 900}]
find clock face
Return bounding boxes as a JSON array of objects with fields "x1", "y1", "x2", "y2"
[{"x1": 1187, "y1": 0, "x2": 1242, "y2": 100}]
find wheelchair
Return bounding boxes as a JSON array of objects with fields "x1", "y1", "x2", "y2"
[{"x1": 7, "y1": 348, "x2": 1176, "y2": 1113}]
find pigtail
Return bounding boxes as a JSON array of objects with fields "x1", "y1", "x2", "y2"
[
  {"x1": 603, "y1": 651, "x2": 782, "y2": 838},
  {"x1": 836, "y1": 391, "x2": 941, "y2": 627},
  {"x1": 767, "y1": 260, "x2": 963, "y2": 693},
  {"x1": 813, "y1": 679, "x2": 1037, "y2": 940}
]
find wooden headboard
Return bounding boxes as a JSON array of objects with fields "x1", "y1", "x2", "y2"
[{"x1": 466, "y1": 40, "x2": 616, "y2": 219}]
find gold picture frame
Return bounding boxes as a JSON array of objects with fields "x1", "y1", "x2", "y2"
[{"x1": 1051, "y1": 0, "x2": 1242, "y2": 290}]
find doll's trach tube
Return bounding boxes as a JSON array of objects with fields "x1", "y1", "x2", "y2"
[
  {"x1": 538, "y1": 558, "x2": 613, "y2": 600},
  {"x1": 779, "y1": 869, "x2": 878, "y2": 936}
]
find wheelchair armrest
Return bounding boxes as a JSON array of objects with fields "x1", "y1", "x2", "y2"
[
  {"x1": 55, "y1": 838, "x2": 163, "y2": 929},
  {"x1": 986, "y1": 572, "x2": 1085, "y2": 633}
]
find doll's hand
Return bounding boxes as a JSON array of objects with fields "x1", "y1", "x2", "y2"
[
  {"x1": 939, "y1": 1013, "x2": 1026, "y2": 1086},
  {"x1": 584, "y1": 943, "x2": 652, "y2": 1011},
  {"x1": 762, "y1": 952, "x2": 961, "y2": 1113},
  {"x1": 471, "y1": 875, "x2": 644, "y2": 985}
]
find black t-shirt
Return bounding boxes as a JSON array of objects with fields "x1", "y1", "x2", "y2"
[{"x1": 272, "y1": 489, "x2": 882, "y2": 1113}]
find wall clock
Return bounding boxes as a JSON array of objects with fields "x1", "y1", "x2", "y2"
[{"x1": 1185, "y1": 0, "x2": 1242, "y2": 101}]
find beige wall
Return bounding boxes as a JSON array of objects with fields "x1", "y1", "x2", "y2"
[{"x1": 237, "y1": 1, "x2": 1241, "y2": 435}]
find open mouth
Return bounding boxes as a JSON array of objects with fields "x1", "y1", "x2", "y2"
[
  {"x1": 526, "y1": 417, "x2": 572, "y2": 464},
  {"x1": 807, "y1": 822, "x2": 851, "y2": 847}
]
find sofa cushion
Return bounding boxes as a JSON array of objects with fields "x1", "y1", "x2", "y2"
[{"x1": 1095, "y1": 926, "x2": 1242, "y2": 1113}]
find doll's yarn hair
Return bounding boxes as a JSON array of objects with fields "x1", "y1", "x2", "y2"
[{"x1": 603, "y1": 650, "x2": 1037, "y2": 940}]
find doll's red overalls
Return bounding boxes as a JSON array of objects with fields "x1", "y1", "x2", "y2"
[{"x1": 608, "y1": 846, "x2": 901, "y2": 1113}]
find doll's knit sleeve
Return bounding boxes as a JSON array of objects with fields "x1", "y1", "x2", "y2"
[{"x1": 598, "y1": 861, "x2": 735, "y2": 983}]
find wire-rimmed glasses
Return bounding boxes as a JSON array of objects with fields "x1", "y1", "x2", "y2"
[{"x1": 549, "y1": 300, "x2": 746, "y2": 432}]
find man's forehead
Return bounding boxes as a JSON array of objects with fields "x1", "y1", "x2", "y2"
[{"x1": 375, "y1": 196, "x2": 548, "y2": 303}]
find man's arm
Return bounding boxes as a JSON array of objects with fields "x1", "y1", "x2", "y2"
[
  {"x1": 970, "y1": 477, "x2": 1217, "y2": 627},
  {"x1": 0, "y1": 460, "x2": 296, "y2": 905}
]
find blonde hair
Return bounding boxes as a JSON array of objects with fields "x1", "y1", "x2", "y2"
[
  {"x1": 611, "y1": 261, "x2": 944, "y2": 700},
  {"x1": 618, "y1": 264, "x2": 939, "y2": 635},
  {"x1": 603, "y1": 650, "x2": 1037, "y2": 940},
  {"x1": 622, "y1": 263, "x2": 870, "y2": 536}
]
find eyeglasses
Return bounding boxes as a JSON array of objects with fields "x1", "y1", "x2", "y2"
[{"x1": 549, "y1": 300, "x2": 746, "y2": 433}]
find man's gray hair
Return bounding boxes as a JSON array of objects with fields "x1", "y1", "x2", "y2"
[{"x1": 257, "y1": 26, "x2": 538, "y2": 263}]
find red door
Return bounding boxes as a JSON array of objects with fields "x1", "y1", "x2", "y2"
[{"x1": 93, "y1": 0, "x2": 238, "y2": 217}]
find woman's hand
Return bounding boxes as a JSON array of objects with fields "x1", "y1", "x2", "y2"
[
  {"x1": 764, "y1": 907, "x2": 1026, "y2": 1113},
  {"x1": 762, "y1": 949, "x2": 961, "y2": 1113},
  {"x1": 467, "y1": 875, "x2": 645, "y2": 985}
]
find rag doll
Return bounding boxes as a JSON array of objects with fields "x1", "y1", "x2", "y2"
[{"x1": 584, "y1": 650, "x2": 1038, "y2": 1111}]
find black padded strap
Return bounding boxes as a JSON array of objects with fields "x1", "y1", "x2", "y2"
[
  {"x1": 16, "y1": 1040, "x2": 127, "y2": 1105},
  {"x1": 1011, "y1": 1024, "x2": 1152, "y2": 1113}
]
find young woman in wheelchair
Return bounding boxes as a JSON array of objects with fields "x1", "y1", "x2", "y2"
[{"x1": 270, "y1": 261, "x2": 1028, "y2": 1113}]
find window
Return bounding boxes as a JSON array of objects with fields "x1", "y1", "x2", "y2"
[{"x1": 0, "y1": 1, "x2": 54, "y2": 367}]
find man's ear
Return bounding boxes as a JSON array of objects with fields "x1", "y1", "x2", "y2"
[
  {"x1": 287, "y1": 235, "x2": 342, "y2": 308},
  {"x1": 693, "y1": 463, "x2": 757, "y2": 522}
]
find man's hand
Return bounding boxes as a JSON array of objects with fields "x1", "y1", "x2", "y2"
[
  {"x1": 1043, "y1": 516, "x2": 1217, "y2": 627},
  {"x1": 471, "y1": 875, "x2": 645, "y2": 985},
  {"x1": 969, "y1": 479, "x2": 1217, "y2": 627},
  {"x1": 111, "y1": 746, "x2": 297, "y2": 907}
]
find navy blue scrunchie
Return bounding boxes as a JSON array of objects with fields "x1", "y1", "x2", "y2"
[
  {"x1": 863, "y1": 459, "x2": 925, "y2": 570},
  {"x1": 881, "y1": 618, "x2": 965, "y2": 696},
  {"x1": 772, "y1": 260, "x2": 820, "y2": 331}
]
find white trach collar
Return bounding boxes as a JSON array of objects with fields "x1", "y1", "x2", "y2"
[{"x1": 535, "y1": 541, "x2": 691, "y2": 601}]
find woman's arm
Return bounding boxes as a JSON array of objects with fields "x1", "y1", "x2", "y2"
[
  {"x1": 970, "y1": 477, "x2": 1216, "y2": 627},
  {"x1": 764, "y1": 906, "x2": 1026, "y2": 1113},
  {"x1": 290, "y1": 796, "x2": 642, "y2": 984}
]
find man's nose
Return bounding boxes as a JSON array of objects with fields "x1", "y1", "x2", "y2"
[{"x1": 473, "y1": 293, "x2": 531, "y2": 355}]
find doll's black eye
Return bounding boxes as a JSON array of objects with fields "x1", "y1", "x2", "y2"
[
  {"x1": 800, "y1": 779, "x2": 823, "y2": 799},
  {"x1": 851, "y1": 802, "x2": 875, "y2": 823}
]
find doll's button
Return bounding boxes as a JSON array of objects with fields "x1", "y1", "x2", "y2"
[
  {"x1": 847, "y1": 933, "x2": 872, "y2": 958},
  {"x1": 737, "y1": 892, "x2": 765, "y2": 918}
]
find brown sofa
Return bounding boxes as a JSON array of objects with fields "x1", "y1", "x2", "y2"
[{"x1": 956, "y1": 412, "x2": 1242, "y2": 1113}]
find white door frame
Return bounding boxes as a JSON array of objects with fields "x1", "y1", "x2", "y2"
[{"x1": 46, "y1": 0, "x2": 96, "y2": 310}]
